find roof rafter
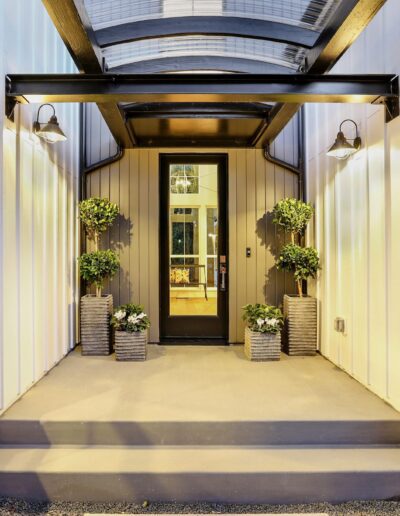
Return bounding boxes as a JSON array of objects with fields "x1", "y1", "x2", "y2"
[
  {"x1": 42, "y1": 0, "x2": 133, "y2": 148},
  {"x1": 258, "y1": 0, "x2": 389, "y2": 147},
  {"x1": 95, "y1": 16, "x2": 318, "y2": 49}
]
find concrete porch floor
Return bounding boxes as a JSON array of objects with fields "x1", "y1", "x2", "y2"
[
  {"x1": 2, "y1": 345, "x2": 400, "y2": 504},
  {"x1": 2, "y1": 345, "x2": 399, "y2": 423}
]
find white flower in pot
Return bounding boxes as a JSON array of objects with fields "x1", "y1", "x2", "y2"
[
  {"x1": 111, "y1": 304, "x2": 150, "y2": 361},
  {"x1": 114, "y1": 310, "x2": 126, "y2": 321},
  {"x1": 242, "y1": 303, "x2": 283, "y2": 361}
]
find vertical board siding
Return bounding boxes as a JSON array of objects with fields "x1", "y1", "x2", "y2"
[
  {"x1": 0, "y1": 0, "x2": 80, "y2": 413},
  {"x1": 85, "y1": 108, "x2": 299, "y2": 343},
  {"x1": 305, "y1": 0, "x2": 400, "y2": 410}
]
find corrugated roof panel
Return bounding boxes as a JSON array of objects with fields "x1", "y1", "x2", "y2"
[
  {"x1": 84, "y1": 0, "x2": 340, "y2": 31},
  {"x1": 103, "y1": 36, "x2": 306, "y2": 70}
]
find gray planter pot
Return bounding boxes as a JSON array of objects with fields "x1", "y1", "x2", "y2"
[
  {"x1": 244, "y1": 327, "x2": 281, "y2": 361},
  {"x1": 283, "y1": 294, "x2": 317, "y2": 356},
  {"x1": 115, "y1": 330, "x2": 147, "y2": 361},
  {"x1": 80, "y1": 294, "x2": 113, "y2": 356}
]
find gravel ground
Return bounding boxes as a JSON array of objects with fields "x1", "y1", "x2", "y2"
[{"x1": 1, "y1": 499, "x2": 400, "y2": 516}]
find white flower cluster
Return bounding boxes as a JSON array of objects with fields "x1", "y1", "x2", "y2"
[
  {"x1": 127, "y1": 312, "x2": 147, "y2": 324},
  {"x1": 114, "y1": 310, "x2": 147, "y2": 323},
  {"x1": 114, "y1": 310, "x2": 126, "y2": 321},
  {"x1": 256, "y1": 317, "x2": 279, "y2": 328}
]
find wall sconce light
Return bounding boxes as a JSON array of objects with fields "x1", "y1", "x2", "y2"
[
  {"x1": 326, "y1": 119, "x2": 361, "y2": 160},
  {"x1": 33, "y1": 103, "x2": 67, "y2": 143}
]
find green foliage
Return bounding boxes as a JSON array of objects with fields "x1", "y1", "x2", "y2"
[
  {"x1": 277, "y1": 244, "x2": 320, "y2": 282},
  {"x1": 111, "y1": 303, "x2": 150, "y2": 333},
  {"x1": 79, "y1": 197, "x2": 119, "y2": 243},
  {"x1": 272, "y1": 198, "x2": 314, "y2": 237},
  {"x1": 78, "y1": 250, "x2": 119, "y2": 290},
  {"x1": 272, "y1": 198, "x2": 320, "y2": 296},
  {"x1": 242, "y1": 303, "x2": 283, "y2": 334}
]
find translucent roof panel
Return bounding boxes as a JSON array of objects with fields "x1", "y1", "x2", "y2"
[
  {"x1": 85, "y1": 0, "x2": 341, "y2": 32},
  {"x1": 103, "y1": 36, "x2": 306, "y2": 71}
]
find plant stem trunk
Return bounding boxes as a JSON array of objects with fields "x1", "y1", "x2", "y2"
[
  {"x1": 94, "y1": 233, "x2": 99, "y2": 252},
  {"x1": 96, "y1": 286, "x2": 102, "y2": 298},
  {"x1": 297, "y1": 280, "x2": 303, "y2": 297},
  {"x1": 291, "y1": 233, "x2": 295, "y2": 245}
]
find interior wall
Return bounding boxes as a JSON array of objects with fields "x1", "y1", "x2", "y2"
[
  {"x1": 0, "y1": 0, "x2": 80, "y2": 413},
  {"x1": 85, "y1": 104, "x2": 299, "y2": 342},
  {"x1": 305, "y1": 0, "x2": 400, "y2": 410}
]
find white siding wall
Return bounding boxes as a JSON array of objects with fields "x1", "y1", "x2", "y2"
[
  {"x1": 0, "y1": 0, "x2": 80, "y2": 413},
  {"x1": 305, "y1": 0, "x2": 400, "y2": 410}
]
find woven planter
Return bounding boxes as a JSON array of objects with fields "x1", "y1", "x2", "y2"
[
  {"x1": 244, "y1": 327, "x2": 281, "y2": 361},
  {"x1": 283, "y1": 294, "x2": 317, "y2": 356},
  {"x1": 80, "y1": 294, "x2": 113, "y2": 356},
  {"x1": 115, "y1": 330, "x2": 147, "y2": 361}
]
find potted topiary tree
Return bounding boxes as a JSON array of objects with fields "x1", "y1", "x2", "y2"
[
  {"x1": 111, "y1": 304, "x2": 150, "y2": 361},
  {"x1": 272, "y1": 198, "x2": 320, "y2": 355},
  {"x1": 79, "y1": 197, "x2": 119, "y2": 254},
  {"x1": 242, "y1": 303, "x2": 283, "y2": 361},
  {"x1": 78, "y1": 197, "x2": 120, "y2": 356}
]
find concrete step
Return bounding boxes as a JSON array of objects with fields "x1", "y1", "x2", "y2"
[
  {"x1": 1, "y1": 445, "x2": 400, "y2": 503},
  {"x1": 1, "y1": 419, "x2": 400, "y2": 446}
]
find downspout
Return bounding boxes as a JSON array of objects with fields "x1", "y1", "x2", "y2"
[{"x1": 263, "y1": 107, "x2": 305, "y2": 201}]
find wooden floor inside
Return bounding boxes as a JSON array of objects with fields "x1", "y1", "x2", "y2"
[{"x1": 170, "y1": 297, "x2": 217, "y2": 315}]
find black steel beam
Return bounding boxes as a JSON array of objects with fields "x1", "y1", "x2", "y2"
[
  {"x1": 41, "y1": 0, "x2": 133, "y2": 148},
  {"x1": 96, "y1": 16, "x2": 317, "y2": 48},
  {"x1": 7, "y1": 73, "x2": 398, "y2": 104},
  {"x1": 129, "y1": 135, "x2": 254, "y2": 148},
  {"x1": 122, "y1": 102, "x2": 270, "y2": 119},
  {"x1": 109, "y1": 56, "x2": 293, "y2": 75},
  {"x1": 259, "y1": 0, "x2": 389, "y2": 146}
]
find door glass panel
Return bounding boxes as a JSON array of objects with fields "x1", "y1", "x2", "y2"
[{"x1": 169, "y1": 163, "x2": 218, "y2": 316}]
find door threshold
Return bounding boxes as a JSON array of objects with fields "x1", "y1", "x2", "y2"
[{"x1": 159, "y1": 338, "x2": 228, "y2": 345}]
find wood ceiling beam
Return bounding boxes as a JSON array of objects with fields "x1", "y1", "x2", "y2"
[
  {"x1": 304, "y1": 0, "x2": 387, "y2": 74},
  {"x1": 42, "y1": 0, "x2": 133, "y2": 148},
  {"x1": 258, "y1": 0, "x2": 388, "y2": 147}
]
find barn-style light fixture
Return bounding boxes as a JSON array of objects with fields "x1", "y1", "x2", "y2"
[
  {"x1": 327, "y1": 119, "x2": 361, "y2": 160},
  {"x1": 33, "y1": 103, "x2": 67, "y2": 143}
]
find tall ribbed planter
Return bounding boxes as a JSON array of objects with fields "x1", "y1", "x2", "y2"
[
  {"x1": 283, "y1": 294, "x2": 317, "y2": 356},
  {"x1": 244, "y1": 327, "x2": 281, "y2": 361},
  {"x1": 80, "y1": 294, "x2": 113, "y2": 356},
  {"x1": 115, "y1": 330, "x2": 147, "y2": 361}
]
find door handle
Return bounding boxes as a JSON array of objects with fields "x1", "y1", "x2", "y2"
[{"x1": 220, "y1": 265, "x2": 227, "y2": 291}]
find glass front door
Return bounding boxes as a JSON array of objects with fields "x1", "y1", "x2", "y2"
[{"x1": 160, "y1": 155, "x2": 228, "y2": 341}]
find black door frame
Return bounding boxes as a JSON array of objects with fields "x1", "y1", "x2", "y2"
[{"x1": 159, "y1": 153, "x2": 229, "y2": 343}]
